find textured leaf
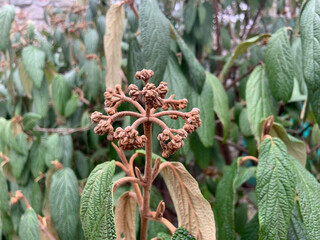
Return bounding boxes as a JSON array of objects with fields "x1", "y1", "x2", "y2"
[
  {"x1": 257, "y1": 138, "x2": 295, "y2": 240},
  {"x1": 85, "y1": 28, "x2": 99, "y2": 54},
  {"x1": 115, "y1": 192, "x2": 136, "y2": 240},
  {"x1": 258, "y1": 120, "x2": 307, "y2": 166},
  {"x1": 207, "y1": 72, "x2": 230, "y2": 141},
  {"x1": 246, "y1": 65, "x2": 277, "y2": 136},
  {"x1": 140, "y1": 0, "x2": 170, "y2": 85},
  {"x1": 52, "y1": 75, "x2": 72, "y2": 116},
  {"x1": 292, "y1": 38, "x2": 307, "y2": 95},
  {"x1": 287, "y1": 203, "x2": 307, "y2": 240},
  {"x1": 160, "y1": 162, "x2": 216, "y2": 239},
  {"x1": 0, "y1": 5, "x2": 15, "y2": 52},
  {"x1": 220, "y1": 34, "x2": 270, "y2": 79},
  {"x1": 241, "y1": 214, "x2": 259, "y2": 240},
  {"x1": 19, "y1": 208, "x2": 40, "y2": 240},
  {"x1": 265, "y1": 28, "x2": 294, "y2": 102},
  {"x1": 64, "y1": 93, "x2": 80, "y2": 118},
  {"x1": 127, "y1": 37, "x2": 145, "y2": 87},
  {"x1": 9, "y1": 133, "x2": 29, "y2": 179},
  {"x1": 2, "y1": 119, "x2": 23, "y2": 154},
  {"x1": 22, "y1": 46, "x2": 46, "y2": 88},
  {"x1": 44, "y1": 134, "x2": 62, "y2": 167},
  {"x1": 29, "y1": 141, "x2": 45, "y2": 178},
  {"x1": 19, "y1": 62, "x2": 33, "y2": 99},
  {"x1": 104, "y1": 3, "x2": 125, "y2": 89},
  {"x1": 214, "y1": 159, "x2": 239, "y2": 240},
  {"x1": 22, "y1": 113, "x2": 41, "y2": 131},
  {"x1": 0, "y1": 170, "x2": 9, "y2": 212},
  {"x1": 172, "y1": 227, "x2": 196, "y2": 240},
  {"x1": 290, "y1": 156, "x2": 320, "y2": 239},
  {"x1": 32, "y1": 77, "x2": 49, "y2": 117},
  {"x1": 80, "y1": 161, "x2": 116, "y2": 240},
  {"x1": 174, "y1": 28, "x2": 205, "y2": 93},
  {"x1": 50, "y1": 168, "x2": 79, "y2": 240},
  {"x1": 183, "y1": 0, "x2": 196, "y2": 33},
  {"x1": 60, "y1": 134, "x2": 73, "y2": 168}
]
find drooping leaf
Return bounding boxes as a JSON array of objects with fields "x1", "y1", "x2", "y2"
[
  {"x1": 234, "y1": 166, "x2": 256, "y2": 189},
  {"x1": 19, "y1": 208, "x2": 40, "y2": 240},
  {"x1": 172, "y1": 227, "x2": 196, "y2": 240},
  {"x1": 0, "y1": 5, "x2": 15, "y2": 52},
  {"x1": 292, "y1": 38, "x2": 307, "y2": 95},
  {"x1": 183, "y1": 0, "x2": 196, "y2": 34},
  {"x1": 9, "y1": 133, "x2": 29, "y2": 179},
  {"x1": 32, "y1": 76, "x2": 49, "y2": 117},
  {"x1": 85, "y1": 28, "x2": 99, "y2": 54},
  {"x1": 287, "y1": 202, "x2": 307, "y2": 240},
  {"x1": 256, "y1": 138, "x2": 295, "y2": 240},
  {"x1": 246, "y1": 65, "x2": 277, "y2": 136},
  {"x1": 22, "y1": 46, "x2": 46, "y2": 88},
  {"x1": 104, "y1": 3, "x2": 125, "y2": 89},
  {"x1": 258, "y1": 120, "x2": 307, "y2": 166},
  {"x1": 22, "y1": 113, "x2": 42, "y2": 131},
  {"x1": 52, "y1": 74, "x2": 72, "y2": 116},
  {"x1": 265, "y1": 28, "x2": 294, "y2": 102},
  {"x1": 214, "y1": 159, "x2": 239, "y2": 240},
  {"x1": 140, "y1": 0, "x2": 170, "y2": 85},
  {"x1": 18, "y1": 62, "x2": 33, "y2": 99},
  {"x1": 50, "y1": 168, "x2": 79, "y2": 240},
  {"x1": 290, "y1": 156, "x2": 320, "y2": 239},
  {"x1": 64, "y1": 93, "x2": 80, "y2": 118},
  {"x1": 44, "y1": 134, "x2": 62, "y2": 167},
  {"x1": 239, "y1": 108, "x2": 253, "y2": 137},
  {"x1": 219, "y1": 34, "x2": 270, "y2": 79},
  {"x1": 60, "y1": 134, "x2": 73, "y2": 168},
  {"x1": 80, "y1": 161, "x2": 116, "y2": 240},
  {"x1": 160, "y1": 162, "x2": 216, "y2": 239},
  {"x1": 115, "y1": 192, "x2": 136, "y2": 240}
]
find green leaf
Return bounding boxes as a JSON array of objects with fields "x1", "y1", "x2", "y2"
[
  {"x1": 127, "y1": 37, "x2": 145, "y2": 88},
  {"x1": 22, "y1": 46, "x2": 46, "y2": 88},
  {"x1": 156, "y1": 232, "x2": 171, "y2": 240},
  {"x1": 214, "y1": 159, "x2": 239, "y2": 240},
  {"x1": 0, "y1": 170, "x2": 9, "y2": 212},
  {"x1": 32, "y1": 77, "x2": 49, "y2": 117},
  {"x1": 19, "y1": 62, "x2": 33, "y2": 99},
  {"x1": 31, "y1": 182, "x2": 42, "y2": 214},
  {"x1": 246, "y1": 65, "x2": 277, "y2": 136},
  {"x1": 85, "y1": 59, "x2": 102, "y2": 100},
  {"x1": 75, "y1": 150, "x2": 89, "y2": 179},
  {"x1": 29, "y1": 141, "x2": 45, "y2": 178},
  {"x1": 80, "y1": 161, "x2": 116, "y2": 240},
  {"x1": 60, "y1": 134, "x2": 73, "y2": 168},
  {"x1": 0, "y1": 5, "x2": 15, "y2": 52},
  {"x1": 198, "y1": 3, "x2": 206, "y2": 25},
  {"x1": 241, "y1": 214, "x2": 259, "y2": 240},
  {"x1": 290, "y1": 156, "x2": 320, "y2": 239},
  {"x1": 239, "y1": 108, "x2": 253, "y2": 137},
  {"x1": 44, "y1": 134, "x2": 62, "y2": 167},
  {"x1": 172, "y1": 227, "x2": 196, "y2": 240},
  {"x1": 22, "y1": 113, "x2": 42, "y2": 131},
  {"x1": 50, "y1": 168, "x2": 79, "y2": 240},
  {"x1": 258, "y1": 120, "x2": 307, "y2": 166},
  {"x1": 52, "y1": 74, "x2": 72, "y2": 115},
  {"x1": 183, "y1": 0, "x2": 196, "y2": 33},
  {"x1": 219, "y1": 34, "x2": 270, "y2": 79},
  {"x1": 287, "y1": 203, "x2": 307, "y2": 240},
  {"x1": 140, "y1": 0, "x2": 170, "y2": 85},
  {"x1": 234, "y1": 166, "x2": 256, "y2": 189},
  {"x1": 174, "y1": 28, "x2": 205, "y2": 93},
  {"x1": 257, "y1": 138, "x2": 295, "y2": 240},
  {"x1": 265, "y1": 28, "x2": 294, "y2": 102},
  {"x1": 292, "y1": 38, "x2": 307, "y2": 95},
  {"x1": 19, "y1": 208, "x2": 39, "y2": 240},
  {"x1": 85, "y1": 28, "x2": 99, "y2": 54},
  {"x1": 207, "y1": 72, "x2": 230, "y2": 141},
  {"x1": 64, "y1": 93, "x2": 80, "y2": 118},
  {"x1": 9, "y1": 133, "x2": 29, "y2": 179}
]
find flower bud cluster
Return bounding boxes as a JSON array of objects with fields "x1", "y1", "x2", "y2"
[
  {"x1": 158, "y1": 129, "x2": 188, "y2": 158},
  {"x1": 114, "y1": 127, "x2": 147, "y2": 150},
  {"x1": 183, "y1": 108, "x2": 201, "y2": 133}
]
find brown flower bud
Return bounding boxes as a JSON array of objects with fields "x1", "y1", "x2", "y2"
[
  {"x1": 128, "y1": 84, "x2": 140, "y2": 101},
  {"x1": 91, "y1": 111, "x2": 103, "y2": 123},
  {"x1": 135, "y1": 69, "x2": 154, "y2": 82}
]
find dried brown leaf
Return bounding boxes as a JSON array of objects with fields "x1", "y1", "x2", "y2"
[
  {"x1": 115, "y1": 191, "x2": 137, "y2": 240},
  {"x1": 104, "y1": 3, "x2": 125, "y2": 89},
  {"x1": 160, "y1": 162, "x2": 216, "y2": 240}
]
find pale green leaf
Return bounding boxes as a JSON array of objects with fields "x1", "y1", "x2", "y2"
[
  {"x1": 291, "y1": 38, "x2": 307, "y2": 95},
  {"x1": 257, "y1": 138, "x2": 295, "y2": 240},
  {"x1": 32, "y1": 77, "x2": 49, "y2": 117},
  {"x1": 0, "y1": 170, "x2": 9, "y2": 213},
  {"x1": 29, "y1": 141, "x2": 45, "y2": 178},
  {"x1": 9, "y1": 133, "x2": 29, "y2": 179},
  {"x1": 64, "y1": 93, "x2": 80, "y2": 118},
  {"x1": 80, "y1": 161, "x2": 116, "y2": 240},
  {"x1": 22, "y1": 46, "x2": 46, "y2": 88},
  {"x1": 44, "y1": 134, "x2": 62, "y2": 167},
  {"x1": 312, "y1": 124, "x2": 320, "y2": 144},
  {"x1": 246, "y1": 65, "x2": 277, "y2": 136},
  {"x1": 183, "y1": 0, "x2": 196, "y2": 33},
  {"x1": 22, "y1": 113, "x2": 42, "y2": 131},
  {"x1": 207, "y1": 72, "x2": 230, "y2": 141},
  {"x1": 50, "y1": 168, "x2": 79, "y2": 240},
  {"x1": 19, "y1": 208, "x2": 40, "y2": 240},
  {"x1": 265, "y1": 28, "x2": 294, "y2": 102},
  {"x1": 198, "y1": 3, "x2": 206, "y2": 25},
  {"x1": 31, "y1": 182, "x2": 42, "y2": 214},
  {"x1": 239, "y1": 109, "x2": 253, "y2": 137},
  {"x1": 140, "y1": 0, "x2": 170, "y2": 85},
  {"x1": 85, "y1": 59, "x2": 102, "y2": 100},
  {"x1": 75, "y1": 150, "x2": 89, "y2": 179},
  {"x1": 60, "y1": 134, "x2": 73, "y2": 168},
  {"x1": 18, "y1": 62, "x2": 33, "y2": 99},
  {"x1": 52, "y1": 75, "x2": 72, "y2": 116},
  {"x1": 0, "y1": 5, "x2": 15, "y2": 52},
  {"x1": 85, "y1": 28, "x2": 99, "y2": 54}
]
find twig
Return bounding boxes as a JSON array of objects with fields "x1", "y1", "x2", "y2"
[
  {"x1": 34, "y1": 123, "x2": 93, "y2": 135},
  {"x1": 38, "y1": 216, "x2": 56, "y2": 240},
  {"x1": 245, "y1": 0, "x2": 267, "y2": 38},
  {"x1": 214, "y1": 135, "x2": 250, "y2": 154},
  {"x1": 307, "y1": 143, "x2": 320, "y2": 154},
  {"x1": 74, "y1": 87, "x2": 91, "y2": 106}
]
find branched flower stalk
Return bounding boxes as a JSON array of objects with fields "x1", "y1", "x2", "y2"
[{"x1": 91, "y1": 69, "x2": 201, "y2": 239}]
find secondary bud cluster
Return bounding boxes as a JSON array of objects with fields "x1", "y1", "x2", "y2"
[
  {"x1": 158, "y1": 129, "x2": 188, "y2": 158},
  {"x1": 183, "y1": 108, "x2": 201, "y2": 133},
  {"x1": 114, "y1": 127, "x2": 147, "y2": 150}
]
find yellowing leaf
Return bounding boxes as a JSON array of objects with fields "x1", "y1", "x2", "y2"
[
  {"x1": 160, "y1": 162, "x2": 216, "y2": 240},
  {"x1": 104, "y1": 3, "x2": 125, "y2": 89},
  {"x1": 115, "y1": 192, "x2": 137, "y2": 240},
  {"x1": 18, "y1": 62, "x2": 33, "y2": 99}
]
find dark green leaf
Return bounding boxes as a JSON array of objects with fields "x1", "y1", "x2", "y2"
[
  {"x1": 265, "y1": 28, "x2": 294, "y2": 102},
  {"x1": 80, "y1": 161, "x2": 116, "y2": 240},
  {"x1": 287, "y1": 203, "x2": 307, "y2": 240},
  {"x1": 9, "y1": 133, "x2": 29, "y2": 179},
  {"x1": 239, "y1": 109, "x2": 253, "y2": 137},
  {"x1": 50, "y1": 168, "x2": 79, "y2": 240},
  {"x1": 140, "y1": 0, "x2": 170, "y2": 85},
  {"x1": 22, "y1": 46, "x2": 46, "y2": 88},
  {"x1": 172, "y1": 227, "x2": 196, "y2": 240},
  {"x1": 127, "y1": 37, "x2": 145, "y2": 88},
  {"x1": 44, "y1": 134, "x2": 62, "y2": 167},
  {"x1": 241, "y1": 214, "x2": 259, "y2": 240},
  {"x1": 22, "y1": 113, "x2": 42, "y2": 131},
  {"x1": 29, "y1": 141, "x2": 45, "y2": 178},
  {"x1": 31, "y1": 182, "x2": 42, "y2": 214},
  {"x1": 52, "y1": 75, "x2": 72, "y2": 115},
  {"x1": 235, "y1": 203, "x2": 248, "y2": 234},
  {"x1": 75, "y1": 151, "x2": 89, "y2": 179},
  {"x1": 0, "y1": 170, "x2": 9, "y2": 212},
  {"x1": 234, "y1": 166, "x2": 256, "y2": 189},
  {"x1": 0, "y1": 5, "x2": 15, "y2": 52},
  {"x1": 60, "y1": 134, "x2": 73, "y2": 168},
  {"x1": 183, "y1": 1, "x2": 196, "y2": 33},
  {"x1": 19, "y1": 208, "x2": 39, "y2": 240},
  {"x1": 257, "y1": 138, "x2": 295, "y2": 240}
]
